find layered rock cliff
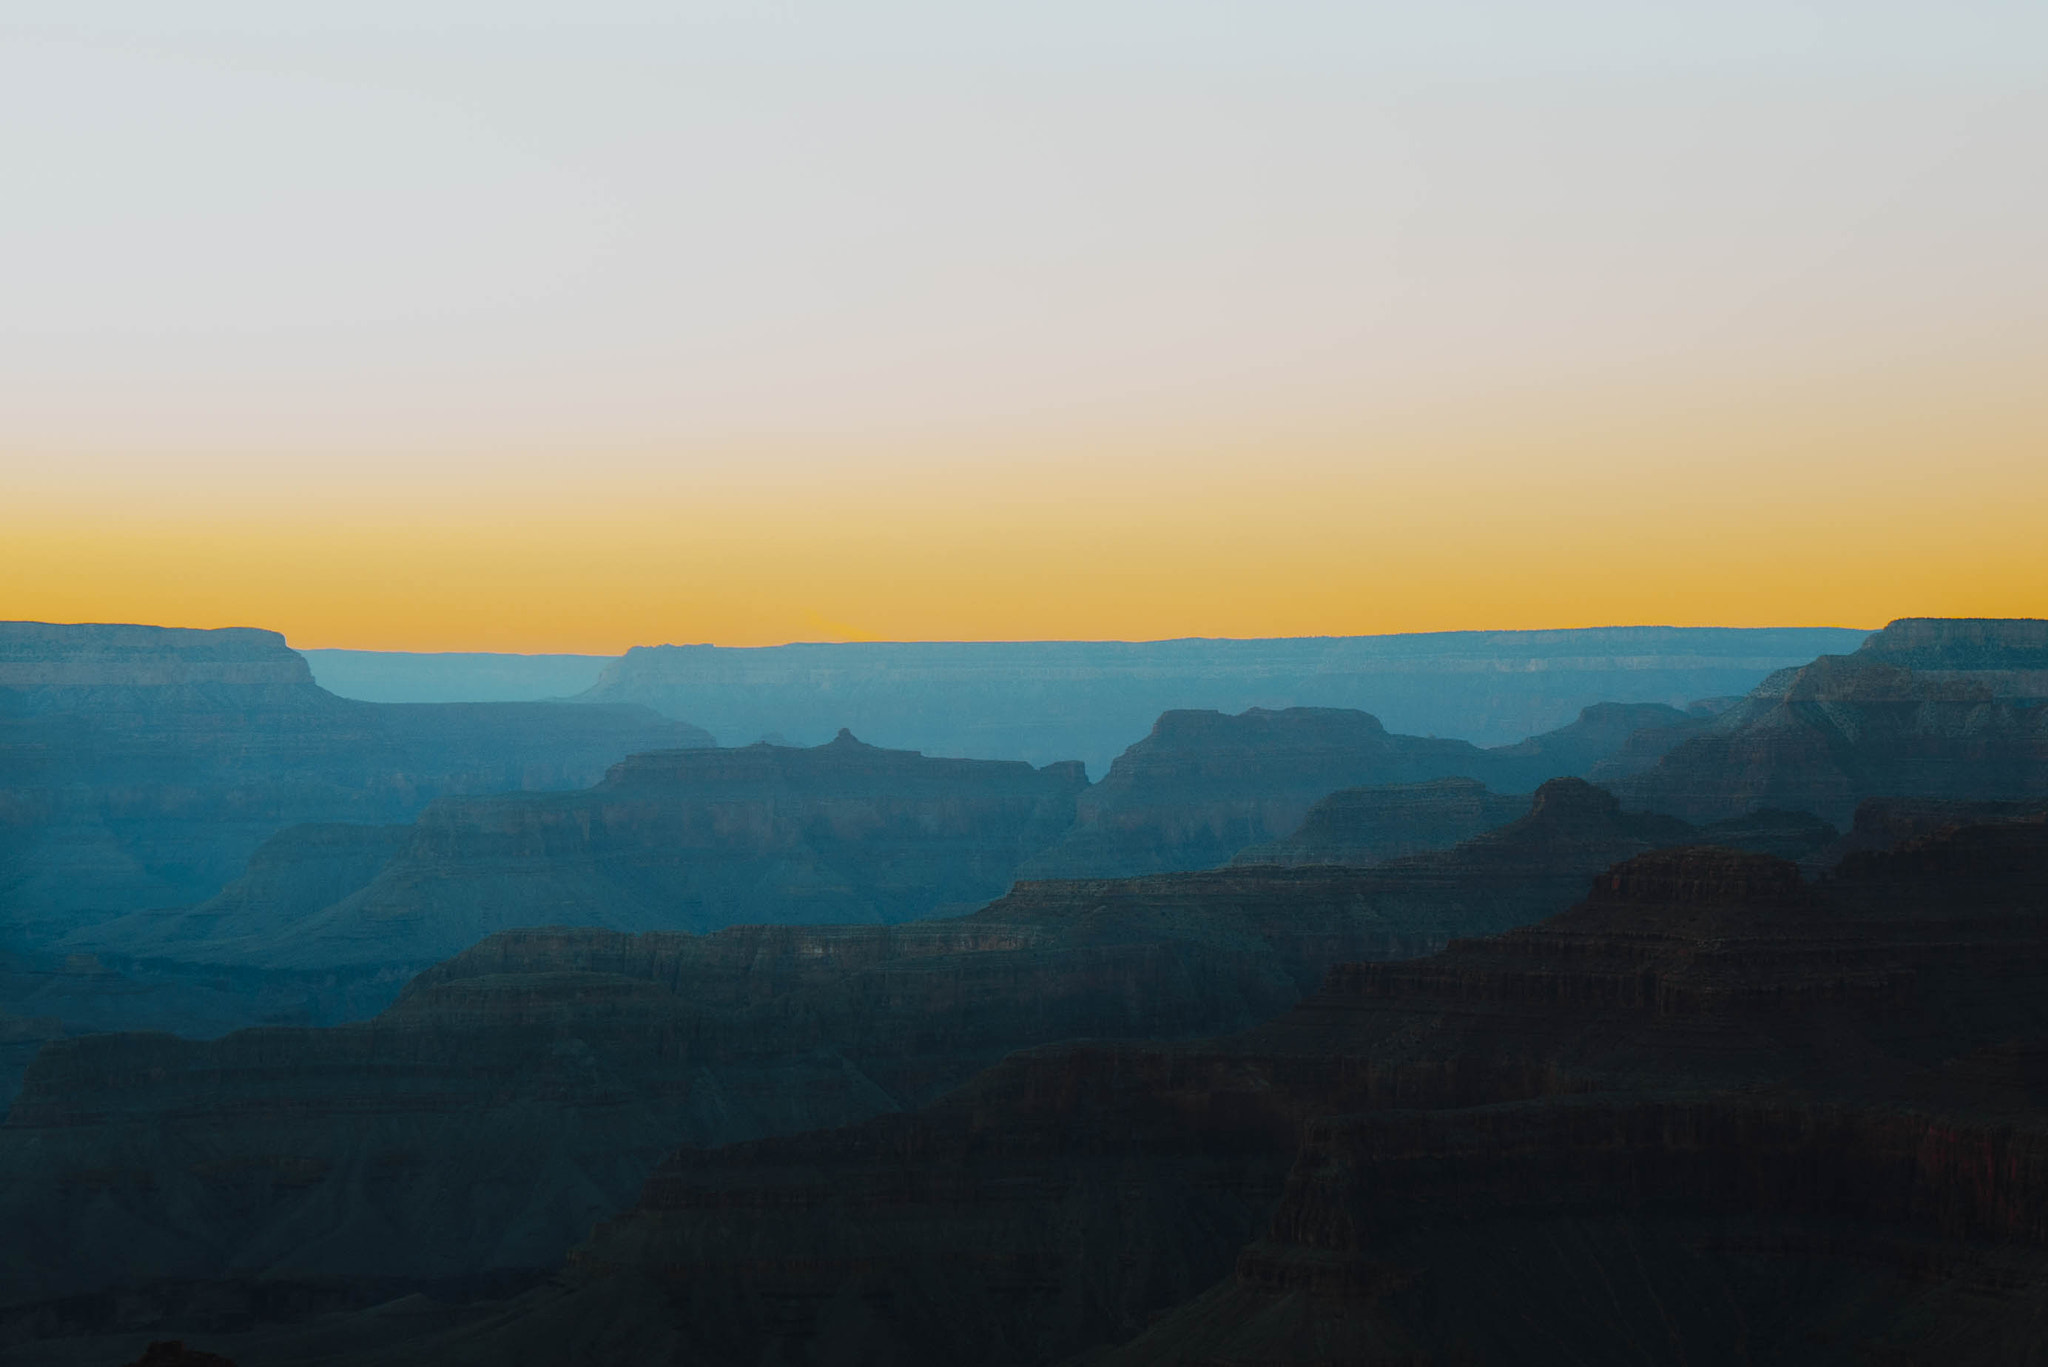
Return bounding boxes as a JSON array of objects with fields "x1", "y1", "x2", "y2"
[
  {"x1": 0, "y1": 623, "x2": 709, "y2": 947},
  {"x1": 1616, "y1": 617, "x2": 2048, "y2": 824},
  {"x1": 393, "y1": 820, "x2": 2048, "y2": 1366}
]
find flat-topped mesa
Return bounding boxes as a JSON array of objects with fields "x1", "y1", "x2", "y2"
[
  {"x1": 1, "y1": 621, "x2": 708, "y2": 945},
  {"x1": 1854, "y1": 616, "x2": 2048, "y2": 674},
  {"x1": 1616, "y1": 617, "x2": 2048, "y2": 825},
  {"x1": 0, "y1": 622, "x2": 316, "y2": 710}
]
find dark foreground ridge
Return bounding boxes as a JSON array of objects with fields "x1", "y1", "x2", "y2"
[
  {"x1": 0, "y1": 780, "x2": 1823, "y2": 1356},
  {"x1": 301, "y1": 812, "x2": 2048, "y2": 1366}
]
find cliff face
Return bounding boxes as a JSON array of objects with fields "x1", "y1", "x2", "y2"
[
  {"x1": 1021, "y1": 705, "x2": 1692, "y2": 880},
  {"x1": 571, "y1": 628, "x2": 1861, "y2": 774},
  {"x1": 0, "y1": 780, "x2": 1762, "y2": 1332},
  {"x1": 409, "y1": 821, "x2": 2048, "y2": 1367},
  {"x1": 0, "y1": 623, "x2": 710, "y2": 946},
  {"x1": 1617, "y1": 617, "x2": 2048, "y2": 825}
]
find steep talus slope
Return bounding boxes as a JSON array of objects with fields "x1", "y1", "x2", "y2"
[
  {"x1": 0, "y1": 779, "x2": 1803, "y2": 1349},
  {"x1": 400, "y1": 822, "x2": 2048, "y2": 1366},
  {"x1": 1022, "y1": 704, "x2": 1694, "y2": 879},
  {"x1": 1616, "y1": 617, "x2": 2048, "y2": 825},
  {"x1": 0, "y1": 622, "x2": 708, "y2": 946},
  {"x1": 570, "y1": 628, "x2": 1859, "y2": 772}
]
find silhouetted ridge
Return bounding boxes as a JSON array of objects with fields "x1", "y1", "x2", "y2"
[
  {"x1": 570, "y1": 628, "x2": 1858, "y2": 771},
  {"x1": 380, "y1": 808, "x2": 2048, "y2": 1366}
]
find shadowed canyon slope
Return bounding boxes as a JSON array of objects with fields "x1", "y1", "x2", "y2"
[
  {"x1": 66, "y1": 703, "x2": 1694, "y2": 982},
  {"x1": 572, "y1": 628, "x2": 1860, "y2": 773},
  {"x1": 1613, "y1": 617, "x2": 2048, "y2": 825},
  {"x1": 0, "y1": 779, "x2": 1822, "y2": 1346},
  {"x1": 0, "y1": 623, "x2": 709, "y2": 944},
  {"x1": 82, "y1": 732, "x2": 1089, "y2": 974},
  {"x1": 1021, "y1": 702, "x2": 1701, "y2": 878},
  {"x1": 379, "y1": 813, "x2": 2048, "y2": 1367},
  {"x1": 1232, "y1": 776, "x2": 1527, "y2": 867}
]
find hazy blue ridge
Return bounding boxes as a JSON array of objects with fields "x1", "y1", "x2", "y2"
[
  {"x1": 567, "y1": 627, "x2": 1869, "y2": 775},
  {"x1": 303, "y1": 649, "x2": 615, "y2": 703}
]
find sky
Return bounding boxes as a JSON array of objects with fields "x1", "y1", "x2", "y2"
[{"x1": 3, "y1": 2, "x2": 2044, "y2": 651}]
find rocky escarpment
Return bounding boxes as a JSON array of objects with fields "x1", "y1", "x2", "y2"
[
  {"x1": 393, "y1": 822, "x2": 2048, "y2": 1366},
  {"x1": 1616, "y1": 617, "x2": 2048, "y2": 825},
  {"x1": 0, "y1": 622, "x2": 709, "y2": 947},
  {"x1": 1022, "y1": 704, "x2": 1703, "y2": 880},
  {"x1": 0, "y1": 779, "x2": 1779, "y2": 1346}
]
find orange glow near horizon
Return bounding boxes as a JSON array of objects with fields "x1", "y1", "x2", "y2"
[
  {"x1": 6, "y1": 12, "x2": 2044, "y2": 653},
  {"x1": 7, "y1": 358, "x2": 2043, "y2": 654}
]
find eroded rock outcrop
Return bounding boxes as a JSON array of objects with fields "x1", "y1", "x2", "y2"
[
  {"x1": 1022, "y1": 705, "x2": 1696, "y2": 879},
  {"x1": 1617, "y1": 617, "x2": 2048, "y2": 825}
]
